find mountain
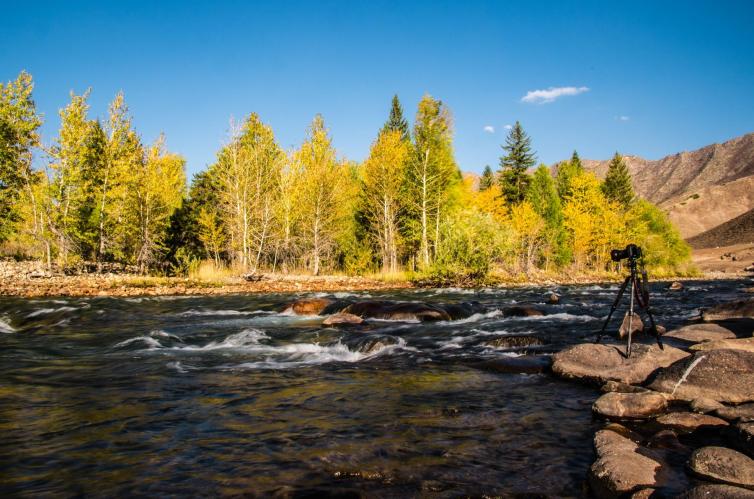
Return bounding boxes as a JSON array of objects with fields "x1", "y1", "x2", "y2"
[{"x1": 581, "y1": 132, "x2": 754, "y2": 243}]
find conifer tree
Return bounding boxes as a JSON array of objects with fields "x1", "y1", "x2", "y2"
[
  {"x1": 602, "y1": 152, "x2": 634, "y2": 207},
  {"x1": 479, "y1": 165, "x2": 494, "y2": 191},
  {"x1": 527, "y1": 165, "x2": 569, "y2": 267},
  {"x1": 382, "y1": 94, "x2": 410, "y2": 142},
  {"x1": 498, "y1": 121, "x2": 535, "y2": 205},
  {"x1": 556, "y1": 150, "x2": 585, "y2": 201}
]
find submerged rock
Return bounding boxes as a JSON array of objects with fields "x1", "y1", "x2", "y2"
[
  {"x1": 691, "y1": 338, "x2": 754, "y2": 354},
  {"x1": 663, "y1": 323, "x2": 736, "y2": 343},
  {"x1": 547, "y1": 292, "x2": 560, "y2": 305},
  {"x1": 551, "y1": 343, "x2": 689, "y2": 386},
  {"x1": 688, "y1": 446, "x2": 754, "y2": 490},
  {"x1": 589, "y1": 427, "x2": 680, "y2": 498},
  {"x1": 648, "y1": 349, "x2": 754, "y2": 403},
  {"x1": 342, "y1": 301, "x2": 451, "y2": 322},
  {"x1": 668, "y1": 281, "x2": 684, "y2": 291},
  {"x1": 441, "y1": 301, "x2": 487, "y2": 320},
  {"x1": 592, "y1": 391, "x2": 668, "y2": 419},
  {"x1": 702, "y1": 298, "x2": 754, "y2": 321},
  {"x1": 470, "y1": 355, "x2": 552, "y2": 375},
  {"x1": 679, "y1": 484, "x2": 754, "y2": 498},
  {"x1": 286, "y1": 297, "x2": 337, "y2": 315},
  {"x1": 655, "y1": 412, "x2": 728, "y2": 433},
  {"x1": 322, "y1": 313, "x2": 364, "y2": 326},
  {"x1": 501, "y1": 305, "x2": 544, "y2": 317},
  {"x1": 484, "y1": 335, "x2": 547, "y2": 349}
]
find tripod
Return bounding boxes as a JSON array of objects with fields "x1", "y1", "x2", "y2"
[{"x1": 595, "y1": 257, "x2": 663, "y2": 357}]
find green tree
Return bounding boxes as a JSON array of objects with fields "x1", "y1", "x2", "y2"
[
  {"x1": 498, "y1": 121, "x2": 535, "y2": 205},
  {"x1": 479, "y1": 165, "x2": 494, "y2": 191},
  {"x1": 602, "y1": 152, "x2": 635, "y2": 207},
  {"x1": 382, "y1": 94, "x2": 410, "y2": 142},
  {"x1": 556, "y1": 150, "x2": 585, "y2": 201},
  {"x1": 0, "y1": 71, "x2": 42, "y2": 242},
  {"x1": 527, "y1": 165, "x2": 570, "y2": 267}
]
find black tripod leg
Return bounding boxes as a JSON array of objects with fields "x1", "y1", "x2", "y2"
[
  {"x1": 643, "y1": 304, "x2": 663, "y2": 350},
  {"x1": 596, "y1": 276, "x2": 631, "y2": 344},
  {"x1": 634, "y1": 271, "x2": 664, "y2": 350}
]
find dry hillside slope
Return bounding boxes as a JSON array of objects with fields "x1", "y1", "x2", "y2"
[{"x1": 581, "y1": 132, "x2": 754, "y2": 239}]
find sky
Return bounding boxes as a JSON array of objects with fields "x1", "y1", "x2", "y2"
[{"x1": 2, "y1": 0, "x2": 753, "y2": 177}]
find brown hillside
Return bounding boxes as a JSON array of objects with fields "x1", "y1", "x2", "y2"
[
  {"x1": 580, "y1": 132, "x2": 754, "y2": 240},
  {"x1": 687, "y1": 207, "x2": 754, "y2": 249}
]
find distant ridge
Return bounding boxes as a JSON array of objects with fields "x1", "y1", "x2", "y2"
[
  {"x1": 687, "y1": 207, "x2": 754, "y2": 249},
  {"x1": 579, "y1": 132, "x2": 754, "y2": 240}
]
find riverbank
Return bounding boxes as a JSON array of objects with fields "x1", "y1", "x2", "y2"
[{"x1": 0, "y1": 258, "x2": 746, "y2": 297}]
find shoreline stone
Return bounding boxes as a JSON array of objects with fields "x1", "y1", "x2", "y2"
[
  {"x1": 593, "y1": 391, "x2": 668, "y2": 420},
  {"x1": 688, "y1": 446, "x2": 754, "y2": 490},
  {"x1": 655, "y1": 412, "x2": 729, "y2": 433},
  {"x1": 663, "y1": 323, "x2": 737, "y2": 343}
]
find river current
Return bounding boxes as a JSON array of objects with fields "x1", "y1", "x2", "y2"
[{"x1": 0, "y1": 280, "x2": 746, "y2": 497}]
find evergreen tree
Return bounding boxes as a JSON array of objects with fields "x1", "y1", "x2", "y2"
[
  {"x1": 527, "y1": 165, "x2": 570, "y2": 267},
  {"x1": 556, "y1": 150, "x2": 584, "y2": 201},
  {"x1": 602, "y1": 152, "x2": 634, "y2": 207},
  {"x1": 479, "y1": 165, "x2": 494, "y2": 191},
  {"x1": 498, "y1": 121, "x2": 535, "y2": 205},
  {"x1": 382, "y1": 94, "x2": 410, "y2": 142}
]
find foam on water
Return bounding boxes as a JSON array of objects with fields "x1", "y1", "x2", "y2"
[
  {"x1": 516, "y1": 312, "x2": 597, "y2": 322},
  {"x1": 26, "y1": 306, "x2": 79, "y2": 318},
  {"x1": 442, "y1": 309, "x2": 502, "y2": 325},
  {"x1": 0, "y1": 316, "x2": 15, "y2": 334},
  {"x1": 179, "y1": 309, "x2": 275, "y2": 317}
]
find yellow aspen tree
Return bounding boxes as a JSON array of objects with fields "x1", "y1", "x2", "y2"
[{"x1": 509, "y1": 200, "x2": 545, "y2": 273}]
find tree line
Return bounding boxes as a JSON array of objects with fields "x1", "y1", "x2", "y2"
[{"x1": 0, "y1": 71, "x2": 690, "y2": 280}]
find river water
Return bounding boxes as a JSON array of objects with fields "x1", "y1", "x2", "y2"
[{"x1": 0, "y1": 280, "x2": 746, "y2": 497}]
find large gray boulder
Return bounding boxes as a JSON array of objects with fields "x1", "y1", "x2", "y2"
[
  {"x1": 648, "y1": 349, "x2": 754, "y2": 403},
  {"x1": 589, "y1": 427, "x2": 683, "y2": 498},
  {"x1": 702, "y1": 298, "x2": 754, "y2": 321},
  {"x1": 664, "y1": 323, "x2": 737, "y2": 343},
  {"x1": 593, "y1": 391, "x2": 668, "y2": 419},
  {"x1": 688, "y1": 446, "x2": 754, "y2": 490},
  {"x1": 552, "y1": 343, "x2": 689, "y2": 385}
]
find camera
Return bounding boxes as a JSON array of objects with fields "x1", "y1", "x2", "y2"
[{"x1": 610, "y1": 243, "x2": 642, "y2": 262}]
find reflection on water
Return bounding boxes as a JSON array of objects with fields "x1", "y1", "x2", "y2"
[{"x1": 0, "y1": 281, "x2": 742, "y2": 496}]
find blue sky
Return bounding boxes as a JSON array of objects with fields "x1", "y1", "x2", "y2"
[{"x1": 2, "y1": 0, "x2": 753, "y2": 177}]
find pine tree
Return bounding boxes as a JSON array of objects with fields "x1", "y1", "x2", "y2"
[
  {"x1": 556, "y1": 150, "x2": 585, "y2": 201},
  {"x1": 527, "y1": 165, "x2": 569, "y2": 267},
  {"x1": 479, "y1": 165, "x2": 494, "y2": 191},
  {"x1": 382, "y1": 94, "x2": 410, "y2": 142},
  {"x1": 498, "y1": 121, "x2": 535, "y2": 205},
  {"x1": 602, "y1": 152, "x2": 634, "y2": 207}
]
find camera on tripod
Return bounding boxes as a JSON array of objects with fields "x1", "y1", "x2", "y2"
[{"x1": 611, "y1": 243, "x2": 642, "y2": 262}]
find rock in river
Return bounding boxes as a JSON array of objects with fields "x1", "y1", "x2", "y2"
[
  {"x1": 484, "y1": 335, "x2": 547, "y2": 349},
  {"x1": 679, "y1": 484, "x2": 754, "y2": 498},
  {"x1": 716, "y1": 403, "x2": 754, "y2": 423},
  {"x1": 342, "y1": 301, "x2": 451, "y2": 322},
  {"x1": 655, "y1": 412, "x2": 729, "y2": 433},
  {"x1": 690, "y1": 337, "x2": 754, "y2": 354},
  {"x1": 702, "y1": 298, "x2": 754, "y2": 321},
  {"x1": 592, "y1": 391, "x2": 668, "y2": 419},
  {"x1": 688, "y1": 446, "x2": 754, "y2": 490},
  {"x1": 501, "y1": 304, "x2": 544, "y2": 317},
  {"x1": 589, "y1": 427, "x2": 681, "y2": 498},
  {"x1": 285, "y1": 297, "x2": 337, "y2": 315},
  {"x1": 322, "y1": 313, "x2": 364, "y2": 326},
  {"x1": 551, "y1": 343, "x2": 689, "y2": 385},
  {"x1": 648, "y1": 349, "x2": 754, "y2": 403}
]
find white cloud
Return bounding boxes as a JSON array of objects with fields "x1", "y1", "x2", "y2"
[
  {"x1": 504, "y1": 124, "x2": 512, "y2": 130},
  {"x1": 617, "y1": 115, "x2": 630, "y2": 121},
  {"x1": 521, "y1": 86, "x2": 590, "y2": 104},
  {"x1": 483, "y1": 125, "x2": 495, "y2": 133}
]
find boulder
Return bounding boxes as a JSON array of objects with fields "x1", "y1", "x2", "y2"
[
  {"x1": 655, "y1": 412, "x2": 728, "y2": 433},
  {"x1": 619, "y1": 312, "x2": 644, "y2": 339},
  {"x1": 688, "y1": 446, "x2": 754, "y2": 490},
  {"x1": 440, "y1": 301, "x2": 486, "y2": 320},
  {"x1": 716, "y1": 403, "x2": 754, "y2": 423},
  {"x1": 738, "y1": 423, "x2": 754, "y2": 457},
  {"x1": 354, "y1": 336, "x2": 401, "y2": 354},
  {"x1": 593, "y1": 391, "x2": 668, "y2": 419},
  {"x1": 285, "y1": 297, "x2": 337, "y2": 315},
  {"x1": 702, "y1": 299, "x2": 754, "y2": 321},
  {"x1": 322, "y1": 313, "x2": 364, "y2": 326},
  {"x1": 664, "y1": 324, "x2": 737, "y2": 343},
  {"x1": 470, "y1": 355, "x2": 552, "y2": 375},
  {"x1": 601, "y1": 380, "x2": 650, "y2": 394},
  {"x1": 668, "y1": 281, "x2": 684, "y2": 291},
  {"x1": 342, "y1": 301, "x2": 451, "y2": 322},
  {"x1": 589, "y1": 428, "x2": 678, "y2": 498},
  {"x1": 552, "y1": 343, "x2": 690, "y2": 386},
  {"x1": 648, "y1": 349, "x2": 754, "y2": 403},
  {"x1": 679, "y1": 484, "x2": 754, "y2": 498},
  {"x1": 547, "y1": 292, "x2": 560, "y2": 305},
  {"x1": 484, "y1": 335, "x2": 547, "y2": 349},
  {"x1": 690, "y1": 398, "x2": 726, "y2": 414},
  {"x1": 691, "y1": 338, "x2": 754, "y2": 354},
  {"x1": 502, "y1": 304, "x2": 545, "y2": 317}
]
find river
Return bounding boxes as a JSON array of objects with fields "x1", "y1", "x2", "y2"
[{"x1": 0, "y1": 280, "x2": 744, "y2": 496}]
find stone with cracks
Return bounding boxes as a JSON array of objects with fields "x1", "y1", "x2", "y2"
[
  {"x1": 552, "y1": 343, "x2": 689, "y2": 386},
  {"x1": 593, "y1": 391, "x2": 668, "y2": 419},
  {"x1": 649, "y1": 349, "x2": 754, "y2": 403},
  {"x1": 688, "y1": 446, "x2": 754, "y2": 490}
]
